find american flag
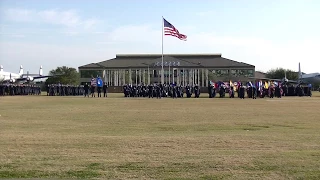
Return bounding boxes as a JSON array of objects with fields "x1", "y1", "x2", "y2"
[
  {"x1": 91, "y1": 78, "x2": 97, "y2": 87},
  {"x1": 163, "y1": 18, "x2": 187, "y2": 41}
]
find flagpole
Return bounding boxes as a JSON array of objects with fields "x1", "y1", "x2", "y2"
[{"x1": 161, "y1": 16, "x2": 164, "y2": 84}]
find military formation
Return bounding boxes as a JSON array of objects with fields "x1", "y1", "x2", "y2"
[
  {"x1": 0, "y1": 84, "x2": 41, "y2": 96},
  {"x1": 46, "y1": 84, "x2": 86, "y2": 96},
  {"x1": 120, "y1": 81, "x2": 312, "y2": 99},
  {"x1": 122, "y1": 84, "x2": 200, "y2": 98},
  {"x1": 1, "y1": 81, "x2": 313, "y2": 99},
  {"x1": 209, "y1": 82, "x2": 312, "y2": 99}
]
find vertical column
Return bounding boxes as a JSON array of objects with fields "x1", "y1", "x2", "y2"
[
  {"x1": 114, "y1": 70, "x2": 117, "y2": 86},
  {"x1": 176, "y1": 68, "x2": 179, "y2": 85},
  {"x1": 129, "y1": 69, "x2": 132, "y2": 84},
  {"x1": 121, "y1": 69, "x2": 123, "y2": 86},
  {"x1": 205, "y1": 69, "x2": 209, "y2": 87},
  {"x1": 119, "y1": 70, "x2": 121, "y2": 86},
  {"x1": 158, "y1": 69, "x2": 160, "y2": 84},
  {"x1": 202, "y1": 69, "x2": 204, "y2": 87},
  {"x1": 107, "y1": 70, "x2": 110, "y2": 86},
  {"x1": 103, "y1": 69, "x2": 106, "y2": 84},
  {"x1": 110, "y1": 70, "x2": 112, "y2": 86},
  {"x1": 192, "y1": 69, "x2": 195, "y2": 85},
  {"x1": 117, "y1": 70, "x2": 119, "y2": 86},
  {"x1": 122, "y1": 70, "x2": 125, "y2": 85},
  {"x1": 189, "y1": 69, "x2": 192, "y2": 85},
  {"x1": 172, "y1": 68, "x2": 175, "y2": 84},
  {"x1": 182, "y1": 68, "x2": 185, "y2": 86},
  {"x1": 189, "y1": 69, "x2": 193, "y2": 85},
  {"x1": 115, "y1": 70, "x2": 117, "y2": 86},
  {"x1": 109, "y1": 70, "x2": 111, "y2": 86},
  {"x1": 144, "y1": 69, "x2": 146, "y2": 84},
  {"x1": 194, "y1": 69, "x2": 196, "y2": 85},
  {"x1": 148, "y1": 68, "x2": 150, "y2": 85},
  {"x1": 139, "y1": 69, "x2": 142, "y2": 84},
  {"x1": 118, "y1": 70, "x2": 120, "y2": 86},
  {"x1": 117, "y1": 70, "x2": 120, "y2": 86},
  {"x1": 168, "y1": 66, "x2": 171, "y2": 85},
  {"x1": 124, "y1": 69, "x2": 126, "y2": 85},
  {"x1": 198, "y1": 69, "x2": 200, "y2": 86},
  {"x1": 135, "y1": 69, "x2": 138, "y2": 85},
  {"x1": 187, "y1": 69, "x2": 189, "y2": 85}
]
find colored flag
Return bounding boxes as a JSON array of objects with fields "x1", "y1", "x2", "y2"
[
  {"x1": 96, "y1": 77, "x2": 103, "y2": 87},
  {"x1": 229, "y1": 80, "x2": 233, "y2": 88},
  {"x1": 91, "y1": 78, "x2": 97, "y2": 87},
  {"x1": 163, "y1": 18, "x2": 187, "y2": 41}
]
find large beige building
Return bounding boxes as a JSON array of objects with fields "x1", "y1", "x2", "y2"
[{"x1": 78, "y1": 54, "x2": 255, "y2": 87}]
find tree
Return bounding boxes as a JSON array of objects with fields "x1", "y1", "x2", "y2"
[
  {"x1": 265, "y1": 68, "x2": 298, "y2": 80},
  {"x1": 45, "y1": 66, "x2": 80, "y2": 85}
]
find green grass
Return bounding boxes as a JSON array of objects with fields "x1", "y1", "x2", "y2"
[{"x1": 0, "y1": 93, "x2": 320, "y2": 179}]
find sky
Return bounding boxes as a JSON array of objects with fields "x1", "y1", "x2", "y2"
[{"x1": 0, "y1": 0, "x2": 320, "y2": 75}]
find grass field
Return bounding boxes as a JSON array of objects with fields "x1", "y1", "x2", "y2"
[{"x1": 1, "y1": 92, "x2": 320, "y2": 179}]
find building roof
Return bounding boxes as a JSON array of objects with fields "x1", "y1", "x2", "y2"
[
  {"x1": 255, "y1": 71, "x2": 267, "y2": 79},
  {"x1": 78, "y1": 54, "x2": 254, "y2": 69}
]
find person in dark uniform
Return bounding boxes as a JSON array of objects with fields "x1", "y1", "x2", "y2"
[
  {"x1": 307, "y1": 84, "x2": 312, "y2": 97},
  {"x1": 252, "y1": 86, "x2": 257, "y2": 99},
  {"x1": 0, "y1": 84, "x2": 3, "y2": 96},
  {"x1": 239, "y1": 85, "x2": 245, "y2": 99},
  {"x1": 103, "y1": 83, "x2": 108, "y2": 97},
  {"x1": 219, "y1": 85, "x2": 225, "y2": 98},
  {"x1": 172, "y1": 85, "x2": 177, "y2": 99},
  {"x1": 186, "y1": 84, "x2": 192, "y2": 98},
  {"x1": 148, "y1": 84, "x2": 153, "y2": 98},
  {"x1": 156, "y1": 84, "x2": 162, "y2": 99},
  {"x1": 194, "y1": 85, "x2": 200, "y2": 98},
  {"x1": 275, "y1": 85, "x2": 281, "y2": 98},
  {"x1": 269, "y1": 85, "x2": 275, "y2": 98},
  {"x1": 84, "y1": 83, "x2": 89, "y2": 97},
  {"x1": 90, "y1": 85, "x2": 95, "y2": 97},
  {"x1": 97, "y1": 85, "x2": 102, "y2": 97},
  {"x1": 208, "y1": 83, "x2": 213, "y2": 98},
  {"x1": 229, "y1": 86, "x2": 235, "y2": 98}
]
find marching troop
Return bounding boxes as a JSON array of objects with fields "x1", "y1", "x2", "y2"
[
  {"x1": 120, "y1": 80, "x2": 312, "y2": 99},
  {"x1": 0, "y1": 84, "x2": 41, "y2": 96},
  {"x1": 46, "y1": 84, "x2": 86, "y2": 96},
  {"x1": 1, "y1": 79, "x2": 313, "y2": 99},
  {"x1": 208, "y1": 81, "x2": 312, "y2": 99},
  {"x1": 122, "y1": 84, "x2": 200, "y2": 98}
]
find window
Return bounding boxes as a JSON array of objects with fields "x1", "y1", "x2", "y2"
[
  {"x1": 231, "y1": 69, "x2": 254, "y2": 77},
  {"x1": 247, "y1": 69, "x2": 254, "y2": 77},
  {"x1": 210, "y1": 69, "x2": 229, "y2": 77},
  {"x1": 221, "y1": 69, "x2": 229, "y2": 74},
  {"x1": 153, "y1": 70, "x2": 157, "y2": 77}
]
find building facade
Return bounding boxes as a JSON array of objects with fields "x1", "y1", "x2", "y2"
[{"x1": 78, "y1": 54, "x2": 255, "y2": 87}]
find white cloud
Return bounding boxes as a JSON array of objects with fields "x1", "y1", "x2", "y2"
[{"x1": 2, "y1": 8, "x2": 99, "y2": 30}]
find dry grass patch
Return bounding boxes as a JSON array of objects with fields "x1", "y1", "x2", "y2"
[{"x1": 0, "y1": 93, "x2": 320, "y2": 179}]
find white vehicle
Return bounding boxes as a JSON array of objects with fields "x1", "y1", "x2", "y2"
[
  {"x1": 0, "y1": 65, "x2": 53, "y2": 83},
  {"x1": 250, "y1": 62, "x2": 320, "y2": 85}
]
